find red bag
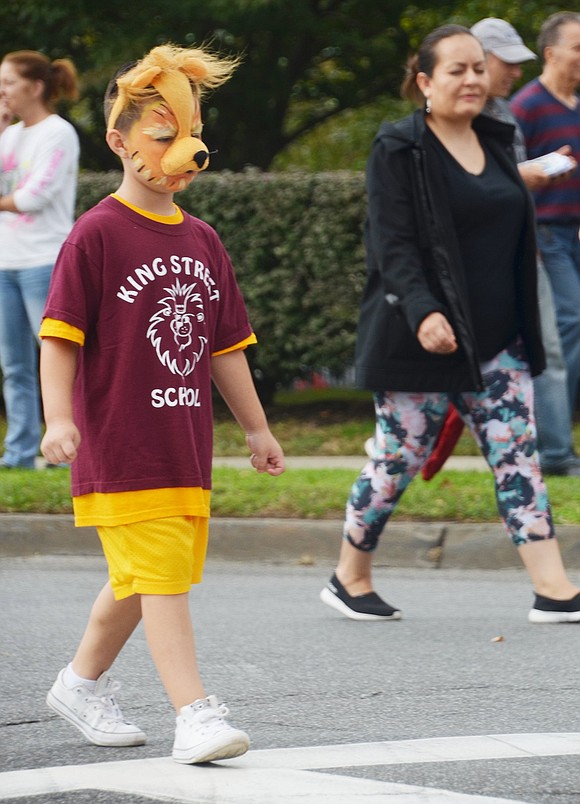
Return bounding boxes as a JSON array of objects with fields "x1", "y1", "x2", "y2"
[{"x1": 421, "y1": 405, "x2": 464, "y2": 480}]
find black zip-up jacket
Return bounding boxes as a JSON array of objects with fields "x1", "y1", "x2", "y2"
[{"x1": 355, "y1": 109, "x2": 545, "y2": 393}]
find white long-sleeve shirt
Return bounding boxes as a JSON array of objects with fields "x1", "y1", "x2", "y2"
[{"x1": 0, "y1": 114, "x2": 79, "y2": 269}]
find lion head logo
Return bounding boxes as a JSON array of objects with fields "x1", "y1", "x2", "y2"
[{"x1": 147, "y1": 279, "x2": 207, "y2": 376}]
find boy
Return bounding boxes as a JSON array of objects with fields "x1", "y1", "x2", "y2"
[{"x1": 39, "y1": 44, "x2": 285, "y2": 765}]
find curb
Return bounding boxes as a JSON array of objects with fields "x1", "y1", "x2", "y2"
[{"x1": 2, "y1": 514, "x2": 580, "y2": 569}]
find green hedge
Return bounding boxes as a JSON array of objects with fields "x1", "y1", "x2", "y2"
[{"x1": 77, "y1": 170, "x2": 367, "y2": 400}]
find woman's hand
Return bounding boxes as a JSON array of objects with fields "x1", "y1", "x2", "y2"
[{"x1": 417, "y1": 312, "x2": 458, "y2": 354}]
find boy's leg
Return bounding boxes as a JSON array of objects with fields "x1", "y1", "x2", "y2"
[
  {"x1": 46, "y1": 582, "x2": 146, "y2": 746},
  {"x1": 141, "y1": 592, "x2": 250, "y2": 764},
  {"x1": 121, "y1": 517, "x2": 249, "y2": 763},
  {"x1": 72, "y1": 582, "x2": 142, "y2": 679},
  {"x1": 140, "y1": 592, "x2": 205, "y2": 710}
]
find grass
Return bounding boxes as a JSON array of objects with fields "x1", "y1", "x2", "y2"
[
  {"x1": 211, "y1": 468, "x2": 580, "y2": 524},
  {"x1": 213, "y1": 387, "x2": 377, "y2": 456},
  {"x1": 215, "y1": 386, "x2": 580, "y2": 458},
  {"x1": 1, "y1": 388, "x2": 579, "y2": 522},
  {"x1": 2, "y1": 465, "x2": 580, "y2": 524}
]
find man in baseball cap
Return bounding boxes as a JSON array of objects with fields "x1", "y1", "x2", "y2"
[
  {"x1": 471, "y1": 17, "x2": 537, "y2": 63},
  {"x1": 472, "y1": 18, "x2": 536, "y2": 102}
]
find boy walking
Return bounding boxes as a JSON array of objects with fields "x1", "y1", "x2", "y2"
[{"x1": 40, "y1": 44, "x2": 284, "y2": 764}]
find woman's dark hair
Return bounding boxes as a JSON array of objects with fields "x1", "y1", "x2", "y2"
[
  {"x1": 401, "y1": 24, "x2": 475, "y2": 106},
  {"x1": 2, "y1": 50, "x2": 79, "y2": 107}
]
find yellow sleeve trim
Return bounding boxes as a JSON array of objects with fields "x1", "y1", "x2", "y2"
[
  {"x1": 212, "y1": 333, "x2": 257, "y2": 357},
  {"x1": 39, "y1": 318, "x2": 85, "y2": 346}
]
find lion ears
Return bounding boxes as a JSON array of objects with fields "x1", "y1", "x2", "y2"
[
  {"x1": 128, "y1": 59, "x2": 209, "y2": 89},
  {"x1": 107, "y1": 44, "x2": 238, "y2": 131}
]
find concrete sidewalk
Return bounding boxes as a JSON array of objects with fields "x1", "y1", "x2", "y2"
[
  {"x1": 2, "y1": 453, "x2": 580, "y2": 569},
  {"x1": 213, "y1": 455, "x2": 488, "y2": 471},
  {"x1": 34, "y1": 454, "x2": 489, "y2": 471}
]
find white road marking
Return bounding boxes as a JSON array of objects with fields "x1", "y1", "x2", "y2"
[
  {"x1": 1, "y1": 732, "x2": 579, "y2": 803},
  {"x1": 234, "y1": 731, "x2": 580, "y2": 769}
]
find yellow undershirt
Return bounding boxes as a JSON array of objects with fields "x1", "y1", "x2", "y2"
[{"x1": 39, "y1": 194, "x2": 257, "y2": 527}]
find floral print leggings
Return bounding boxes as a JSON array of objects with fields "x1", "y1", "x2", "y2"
[{"x1": 345, "y1": 341, "x2": 554, "y2": 550}]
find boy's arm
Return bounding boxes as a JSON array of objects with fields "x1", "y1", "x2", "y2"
[
  {"x1": 211, "y1": 349, "x2": 285, "y2": 476},
  {"x1": 40, "y1": 337, "x2": 81, "y2": 465}
]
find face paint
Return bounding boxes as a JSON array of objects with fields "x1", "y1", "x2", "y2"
[{"x1": 126, "y1": 101, "x2": 206, "y2": 192}]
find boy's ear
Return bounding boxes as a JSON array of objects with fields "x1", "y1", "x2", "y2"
[{"x1": 106, "y1": 128, "x2": 129, "y2": 159}]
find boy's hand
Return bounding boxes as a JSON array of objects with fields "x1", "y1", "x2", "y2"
[
  {"x1": 41, "y1": 421, "x2": 81, "y2": 465},
  {"x1": 246, "y1": 430, "x2": 285, "y2": 476}
]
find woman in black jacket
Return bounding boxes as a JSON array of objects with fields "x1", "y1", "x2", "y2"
[{"x1": 320, "y1": 24, "x2": 580, "y2": 624}]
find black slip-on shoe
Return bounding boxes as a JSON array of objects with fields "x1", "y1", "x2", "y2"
[
  {"x1": 528, "y1": 592, "x2": 580, "y2": 623},
  {"x1": 320, "y1": 573, "x2": 401, "y2": 621}
]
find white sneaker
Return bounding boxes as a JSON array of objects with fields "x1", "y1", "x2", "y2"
[
  {"x1": 46, "y1": 668, "x2": 146, "y2": 747},
  {"x1": 173, "y1": 695, "x2": 250, "y2": 764}
]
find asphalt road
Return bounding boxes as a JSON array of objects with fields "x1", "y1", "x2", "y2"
[{"x1": 0, "y1": 555, "x2": 579, "y2": 803}]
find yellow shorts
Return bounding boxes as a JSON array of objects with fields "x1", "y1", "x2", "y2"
[{"x1": 97, "y1": 515, "x2": 209, "y2": 600}]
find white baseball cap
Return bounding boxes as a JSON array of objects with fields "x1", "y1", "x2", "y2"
[{"x1": 471, "y1": 18, "x2": 537, "y2": 64}]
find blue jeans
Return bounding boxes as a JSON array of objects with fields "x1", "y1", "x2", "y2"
[
  {"x1": 0, "y1": 266, "x2": 53, "y2": 468},
  {"x1": 533, "y1": 259, "x2": 576, "y2": 471},
  {"x1": 537, "y1": 223, "x2": 580, "y2": 417}
]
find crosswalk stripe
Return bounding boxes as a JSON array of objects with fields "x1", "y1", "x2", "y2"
[{"x1": 1, "y1": 733, "x2": 578, "y2": 803}]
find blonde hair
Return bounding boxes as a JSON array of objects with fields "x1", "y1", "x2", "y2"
[{"x1": 104, "y1": 43, "x2": 240, "y2": 130}]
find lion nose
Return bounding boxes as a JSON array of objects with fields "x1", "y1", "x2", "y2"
[{"x1": 193, "y1": 150, "x2": 209, "y2": 169}]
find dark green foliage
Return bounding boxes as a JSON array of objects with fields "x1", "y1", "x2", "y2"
[
  {"x1": 0, "y1": 0, "x2": 558, "y2": 171},
  {"x1": 0, "y1": 0, "x2": 418, "y2": 170},
  {"x1": 76, "y1": 169, "x2": 367, "y2": 400}
]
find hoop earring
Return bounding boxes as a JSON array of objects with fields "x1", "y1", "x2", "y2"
[{"x1": 425, "y1": 97, "x2": 432, "y2": 114}]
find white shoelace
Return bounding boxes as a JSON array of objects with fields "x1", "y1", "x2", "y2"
[
  {"x1": 202, "y1": 703, "x2": 228, "y2": 720},
  {"x1": 90, "y1": 680, "x2": 124, "y2": 722},
  {"x1": 187, "y1": 702, "x2": 230, "y2": 730}
]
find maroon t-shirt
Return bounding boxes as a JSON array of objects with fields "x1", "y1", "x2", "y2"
[{"x1": 44, "y1": 196, "x2": 253, "y2": 496}]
